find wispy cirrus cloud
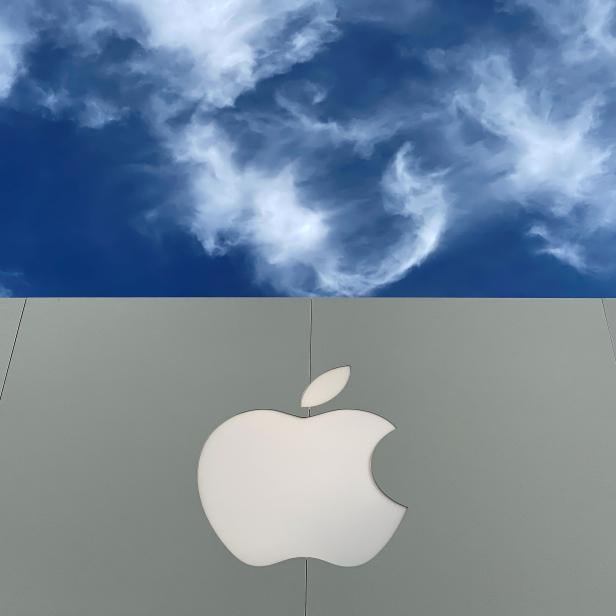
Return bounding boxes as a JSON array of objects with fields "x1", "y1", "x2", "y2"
[
  {"x1": 454, "y1": 54, "x2": 613, "y2": 211},
  {"x1": 118, "y1": 0, "x2": 340, "y2": 110},
  {"x1": 171, "y1": 119, "x2": 448, "y2": 295},
  {"x1": 0, "y1": 0, "x2": 450, "y2": 295},
  {"x1": 0, "y1": 4, "x2": 33, "y2": 100},
  {"x1": 447, "y1": 1, "x2": 616, "y2": 272},
  {"x1": 100, "y1": 0, "x2": 449, "y2": 295},
  {"x1": 0, "y1": 283, "x2": 12, "y2": 298},
  {"x1": 4, "y1": 0, "x2": 616, "y2": 294},
  {"x1": 171, "y1": 121, "x2": 329, "y2": 288},
  {"x1": 513, "y1": 0, "x2": 616, "y2": 61},
  {"x1": 273, "y1": 88, "x2": 411, "y2": 158}
]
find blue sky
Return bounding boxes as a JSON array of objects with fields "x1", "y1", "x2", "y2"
[{"x1": 1, "y1": 0, "x2": 616, "y2": 297}]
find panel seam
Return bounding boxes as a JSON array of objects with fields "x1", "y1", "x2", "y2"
[
  {"x1": 308, "y1": 298, "x2": 313, "y2": 414},
  {"x1": 601, "y1": 299, "x2": 616, "y2": 365},
  {"x1": 0, "y1": 298, "x2": 27, "y2": 404},
  {"x1": 304, "y1": 298, "x2": 313, "y2": 616}
]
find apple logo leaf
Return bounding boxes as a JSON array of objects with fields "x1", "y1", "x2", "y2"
[{"x1": 301, "y1": 365, "x2": 351, "y2": 408}]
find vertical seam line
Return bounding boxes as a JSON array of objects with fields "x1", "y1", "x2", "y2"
[
  {"x1": 0, "y1": 298, "x2": 27, "y2": 403},
  {"x1": 308, "y1": 298, "x2": 313, "y2": 415},
  {"x1": 601, "y1": 299, "x2": 616, "y2": 364},
  {"x1": 304, "y1": 298, "x2": 313, "y2": 616}
]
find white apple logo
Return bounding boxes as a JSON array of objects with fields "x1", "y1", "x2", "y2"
[{"x1": 197, "y1": 366, "x2": 406, "y2": 567}]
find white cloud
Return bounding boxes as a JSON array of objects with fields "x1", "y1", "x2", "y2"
[
  {"x1": 107, "y1": 0, "x2": 449, "y2": 294},
  {"x1": 0, "y1": 270, "x2": 23, "y2": 297},
  {"x1": 171, "y1": 121, "x2": 449, "y2": 295},
  {"x1": 456, "y1": 54, "x2": 612, "y2": 212},
  {"x1": 0, "y1": 0, "x2": 451, "y2": 295},
  {"x1": 173, "y1": 121, "x2": 329, "y2": 268},
  {"x1": 338, "y1": 0, "x2": 430, "y2": 29},
  {"x1": 35, "y1": 87, "x2": 125, "y2": 129},
  {"x1": 452, "y1": 28, "x2": 616, "y2": 272},
  {"x1": 0, "y1": 7, "x2": 33, "y2": 99},
  {"x1": 117, "y1": 0, "x2": 338, "y2": 109},
  {"x1": 0, "y1": 25, "x2": 21, "y2": 98},
  {"x1": 514, "y1": 0, "x2": 616, "y2": 62},
  {"x1": 274, "y1": 90, "x2": 409, "y2": 157},
  {"x1": 36, "y1": 86, "x2": 71, "y2": 115},
  {"x1": 79, "y1": 97, "x2": 126, "y2": 129},
  {"x1": 18, "y1": 0, "x2": 610, "y2": 293},
  {"x1": 318, "y1": 142, "x2": 448, "y2": 295},
  {"x1": 528, "y1": 224, "x2": 588, "y2": 270}
]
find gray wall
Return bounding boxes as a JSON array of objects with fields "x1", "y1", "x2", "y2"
[{"x1": 1, "y1": 298, "x2": 616, "y2": 615}]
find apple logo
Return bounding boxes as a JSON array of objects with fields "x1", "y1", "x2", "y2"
[{"x1": 197, "y1": 366, "x2": 406, "y2": 567}]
